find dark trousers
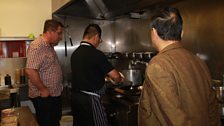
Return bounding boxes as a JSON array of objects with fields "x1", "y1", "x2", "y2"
[
  {"x1": 71, "y1": 92, "x2": 95, "y2": 126},
  {"x1": 30, "y1": 96, "x2": 62, "y2": 126},
  {"x1": 71, "y1": 91, "x2": 108, "y2": 126}
]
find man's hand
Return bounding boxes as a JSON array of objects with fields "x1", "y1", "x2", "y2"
[
  {"x1": 40, "y1": 87, "x2": 50, "y2": 97},
  {"x1": 107, "y1": 69, "x2": 124, "y2": 85},
  {"x1": 25, "y1": 68, "x2": 50, "y2": 97}
]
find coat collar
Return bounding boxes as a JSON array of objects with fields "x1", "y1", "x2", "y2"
[{"x1": 159, "y1": 42, "x2": 183, "y2": 54}]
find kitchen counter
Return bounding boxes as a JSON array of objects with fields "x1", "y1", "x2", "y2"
[
  {"x1": 17, "y1": 106, "x2": 38, "y2": 126},
  {"x1": 0, "y1": 106, "x2": 38, "y2": 126},
  {"x1": 0, "y1": 84, "x2": 29, "y2": 111}
]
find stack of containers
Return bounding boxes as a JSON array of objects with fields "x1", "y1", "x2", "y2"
[{"x1": 0, "y1": 108, "x2": 18, "y2": 126}]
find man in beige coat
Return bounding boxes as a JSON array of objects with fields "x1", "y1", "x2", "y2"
[{"x1": 138, "y1": 7, "x2": 220, "y2": 126}]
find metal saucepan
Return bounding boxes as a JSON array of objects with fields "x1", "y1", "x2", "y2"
[{"x1": 121, "y1": 69, "x2": 143, "y2": 86}]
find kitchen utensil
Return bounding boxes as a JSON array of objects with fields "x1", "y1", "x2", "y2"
[{"x1": 69, "y1": 36, "x2": 73, "y2": 46}]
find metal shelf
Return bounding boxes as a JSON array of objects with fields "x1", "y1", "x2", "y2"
[{"x1": 0, "y1": 37, "x2": 33, "y2": 42}]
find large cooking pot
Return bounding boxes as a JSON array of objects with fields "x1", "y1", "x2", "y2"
[{"x1": 121, "y1": 69, "x2": 143, "y2": 86}]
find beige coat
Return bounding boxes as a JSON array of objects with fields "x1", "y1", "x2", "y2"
[{"x1": 138, "y1": 43, "x2": 220, "y2": 126}]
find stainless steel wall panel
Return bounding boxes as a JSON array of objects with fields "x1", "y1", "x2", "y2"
[
  {"x1": 114, "y1": 17, "x2": 154, "y2": 53},
  {"x1": 174, "y1": 0, "x2": 224, "y2": 79}
]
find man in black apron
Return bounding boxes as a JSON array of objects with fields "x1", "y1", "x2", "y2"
[{"x1": 71, "y1": 24, "x2": 123, "y2": 126}]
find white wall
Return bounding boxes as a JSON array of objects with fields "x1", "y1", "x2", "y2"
[
  {"x1": 0, "y1": 0, "x2": 52, "y2": 37},
  {"x1": 52, "y1": 0, "x2": 70, "y2": 13}
]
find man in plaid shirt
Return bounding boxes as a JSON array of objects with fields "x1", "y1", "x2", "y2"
[{"x1": 26, "y1": 19, "x2": 64, "y2": 126}]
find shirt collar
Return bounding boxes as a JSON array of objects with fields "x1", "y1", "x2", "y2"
[
  {"x1": 80, "y1": 41, "x2": 95, "y2": 48},
  {"x1": 39, "y1": 36, "x2": 54, "y2": 48}
]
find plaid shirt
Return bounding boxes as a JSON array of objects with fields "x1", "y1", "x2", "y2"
[{"x1": 26, "y1": 37, "x2": 63, "y2": 98}]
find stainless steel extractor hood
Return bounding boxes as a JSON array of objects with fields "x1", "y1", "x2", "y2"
[{"x1": 53, "y1": 0, "x2": 183, "y2": 20}]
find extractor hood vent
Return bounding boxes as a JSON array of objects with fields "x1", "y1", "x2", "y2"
[{"x1": 53, "y1": 0, "x2": 183, "y2": 20}]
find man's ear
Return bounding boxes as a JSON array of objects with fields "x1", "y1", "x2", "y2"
[
  {"x1": 181, "y1": 30, "x2": 184, "y2": 38},
  {"x1": 92, "y1": 34, "x2": 98, "y2": 41},
  {"x1": 152, "y1": 28, "x2": 159, "y2": 38}
]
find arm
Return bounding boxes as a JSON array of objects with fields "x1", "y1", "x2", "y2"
[
  {"x1": 25, "y1": 68, "x2": 49, "y2": 97},
  {"x1": 107, "y1": 69, "x2": 124, "y2": 85},
  {"x1": 147, "y1": 64, "x2": 190, "y2": 126}
]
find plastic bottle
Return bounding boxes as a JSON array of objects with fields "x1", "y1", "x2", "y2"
[{"x1": 15, "y1": 69, "x2": 20, "y2": 85}]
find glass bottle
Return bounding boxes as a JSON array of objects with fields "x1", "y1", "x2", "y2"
[{"x1": 5, "y1": 74, "x2": 12, "y2": 88}]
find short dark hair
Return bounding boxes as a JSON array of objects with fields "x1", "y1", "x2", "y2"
[
  {"x1": 151, "y1": 7, "x2": 183, "y2": 41},
  {"x1": 83, "y1": 24, "x2": 102, "y2": 39},
  {"x1": 43, "y1": 19, "x2": 64, "y2": 33}
]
